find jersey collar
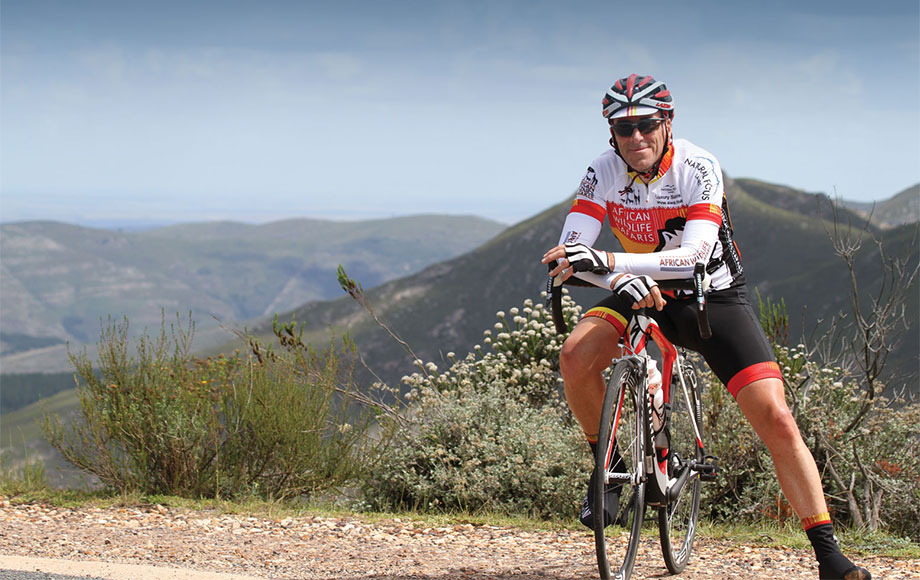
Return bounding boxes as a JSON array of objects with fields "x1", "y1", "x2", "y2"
[{"x1": 627, "y1": 141, "x2": 674, "y2": 184}]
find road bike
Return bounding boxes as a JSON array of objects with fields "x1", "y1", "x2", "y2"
[{"x1": 549, "y1": 262, "x2": 718, "y2": 580}]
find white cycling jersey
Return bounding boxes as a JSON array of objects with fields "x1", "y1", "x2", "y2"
[{"x1": 558, "y1": 138, "x2": 744, "y2": 292}]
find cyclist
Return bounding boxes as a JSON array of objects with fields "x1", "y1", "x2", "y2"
[{"x1": 541, "y1": 74, "x2": 870, "y2": 580}]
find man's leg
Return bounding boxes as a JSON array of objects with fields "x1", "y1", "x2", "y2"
[
  {"x1": 736, "y1": 378, "x2": 869, "y2": 580},
  {"x1": 559, "y1": 316, "x2": 625, "y2": 529},
  {"x1": 735, "y1": 377, "x2": 826, "y2": 516},
  {"x1": 558, "y1": 317, "x2": 622, "y2": 439}
]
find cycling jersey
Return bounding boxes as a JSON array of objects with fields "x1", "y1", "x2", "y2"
[
  {"x1": 557, "y1": 138, "x2": 744, "y2": 291},
  {"x1": 557, "y1": 138, "x2": 781, "y2": 397}
]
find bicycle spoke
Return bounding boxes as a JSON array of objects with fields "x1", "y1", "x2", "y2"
[
  {"x1": 594, "y1": 361, "x2": 646, "y2": 580},
  {"x1": 658, "y1": 355, "x2": 704, "y2": 574}
]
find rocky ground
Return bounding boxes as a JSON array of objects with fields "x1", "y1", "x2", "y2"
[{"x1": 1, "y1": 498, "x2": 917, "y2": 579}]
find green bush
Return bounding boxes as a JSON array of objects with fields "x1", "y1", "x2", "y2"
[
  {"x1": 362, "y1": 292, "x2": 591, "y2": 518},
  {"x1": 42, "y1": 314, "x2": 381, "y2": 500}
]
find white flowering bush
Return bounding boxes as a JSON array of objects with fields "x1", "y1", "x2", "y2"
[
  {"x1": 786, "y1": 344, "x2": 920, "y2": 539},
  {"x1": 362, "y1": 291, "x2": 591, "y2": 518}
]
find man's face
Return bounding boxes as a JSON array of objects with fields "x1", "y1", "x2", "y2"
[{"x1": 610, "y1": 114, "x2": 670, "y2": 173}]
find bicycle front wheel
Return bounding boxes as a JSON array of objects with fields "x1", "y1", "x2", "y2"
[
  {"x1": 658, "y1": 356, "x2": 704, "y2": 574},
  {"x1": 594, "y1": 360, "x2": 647, "y2": 580}
]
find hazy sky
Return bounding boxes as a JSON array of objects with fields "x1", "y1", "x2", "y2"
[{"x1": 2, "y1": 0, "x2": 918, "y2": 225}]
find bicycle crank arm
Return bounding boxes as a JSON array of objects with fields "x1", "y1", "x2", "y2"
[{"x1": 665, "y1": 456, "x2": 720, "y2": 502}]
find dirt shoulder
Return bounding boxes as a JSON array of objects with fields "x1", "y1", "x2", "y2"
[{"x1": 1, "y1": 500, "x2": 917, "y2": 579}]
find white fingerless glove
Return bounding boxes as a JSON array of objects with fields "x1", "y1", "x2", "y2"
[
  {"x1": 563, "y1": 243, "x2": 610, "y2": 274},
  {"x1": 612, "y1": 274, "x2": 658, "y2": 305}
]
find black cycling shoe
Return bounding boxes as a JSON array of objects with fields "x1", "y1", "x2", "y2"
[
  {"x1": 579, "y1": 470, "x2": 621, "y2": 530},
  {"x1": 818, "y1": 564, "x2": 871, "y2": 580}
]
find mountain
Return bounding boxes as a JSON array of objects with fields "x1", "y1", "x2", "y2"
[
  {"x1": 241, "y1": 177, "x2": 919, "y2": 392},
  {"x1": 839, "y1": 184, "x2": 919, "y2": 229},
  {"x1": 0, "y1": 215, "x2": 507, "y2": 373}
]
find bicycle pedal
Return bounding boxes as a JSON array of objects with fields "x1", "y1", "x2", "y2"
[{"x1": 697, "y1": 455, "x2": 719, "y2": 482}]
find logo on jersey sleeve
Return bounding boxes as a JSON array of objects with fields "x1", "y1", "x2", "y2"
[
  {"x1": 577, "y1": 167, "x2": 598, "y2": 199},
  {"x1": 683, "y1": 157, "x2": 721, "y2": 201}
]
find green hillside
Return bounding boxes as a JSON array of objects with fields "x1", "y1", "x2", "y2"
[
  {"x1": 0, "y1": 388, "x2": 85, "y2": 487},
  {"x1": 240, "y1": 178, "x2": 919, "y2": 394}
]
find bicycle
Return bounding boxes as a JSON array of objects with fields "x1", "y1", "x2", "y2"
[{"x1": 548, "y1": 261, "x2": 718, "y2": 580}]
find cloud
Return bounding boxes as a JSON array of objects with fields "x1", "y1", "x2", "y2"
[{"x1": 314, "y1": 52, "x2": 364, "y2": 81}]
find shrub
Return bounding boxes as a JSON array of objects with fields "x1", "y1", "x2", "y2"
[
  {"x1": 362, "y1": 291, "x2": 591, "y2": 518},
  {"x1": 42, "y1": 314, "x2": 381, "y2": 500}
]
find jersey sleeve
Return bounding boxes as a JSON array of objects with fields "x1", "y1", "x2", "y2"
[
  {"x1": 554, "y1": 165, "x2": 620, "y2": 289},
  {"x1": 612, "y1": 154, "x2": 725, "y2": 279},
  {"x1": 557, "y1": 166, "x2": 606, "y2": 246}
]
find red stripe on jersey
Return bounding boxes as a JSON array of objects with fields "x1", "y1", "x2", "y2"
[
  {"x1": 570, "y1": 199, "x2": 607, "y2": 221},
  {"x1": 727, "y1": 362, "x2": 782, "y2": 398},
  {"x1": 686, "y1": 203, "x2": 722, "y2": 224}
]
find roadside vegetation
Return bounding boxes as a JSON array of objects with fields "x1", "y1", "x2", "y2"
[{"x1": 2, "y1": 212, "x2": 917, "y2": 557}]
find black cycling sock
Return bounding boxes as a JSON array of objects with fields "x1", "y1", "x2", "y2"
[
  {"x1": 806, "y1": 523, "x2": 870, "y2": 579},
  {"x1": 581, "y1": 440, "x2": 623, "y2": 530}
]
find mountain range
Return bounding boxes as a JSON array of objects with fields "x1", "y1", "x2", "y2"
[{"x1": 0, "y1": 215, "x2": 506, "y2": 373}]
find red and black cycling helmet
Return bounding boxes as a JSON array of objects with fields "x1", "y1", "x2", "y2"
[{"x1": 602, "y1": 74, "x2": 674, "y2": 120}]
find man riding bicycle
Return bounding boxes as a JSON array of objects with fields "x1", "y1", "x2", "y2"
[{"x1": 541, "y1": 74, "x2": 869, "y2": 580}]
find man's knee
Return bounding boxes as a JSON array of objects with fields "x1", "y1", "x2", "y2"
[
  {"x1": 766, "y1": 404, "x2": 802, "y2": 441},
  {"x1": 754, "y1": 399, "x2": 806, "y2": 449},
  {"x1": 737, "y1": 378, "x2": 804, "y2": 444},
  {"x1": 559, "y1": 337, "x2": 585, "y2": 381},
  {"x1": 559, "y1": 335, "x2": 607, "y2": 382}
]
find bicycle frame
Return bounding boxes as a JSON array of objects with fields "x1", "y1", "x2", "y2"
[{"x1": 616, "y1": 311, "x2": 707, "y2": 506}]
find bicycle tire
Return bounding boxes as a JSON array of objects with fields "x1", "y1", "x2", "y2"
[
  {"x1": 658, "y1": 355, "x2": 704, "y2": 574},
  {"x1": 595, "y1": 360, "x2": 647, "y2": 580}
]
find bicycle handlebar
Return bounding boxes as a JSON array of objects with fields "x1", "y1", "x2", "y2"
[{"x1": 547, "y1": 260, "x2": 712, "y2": 339}]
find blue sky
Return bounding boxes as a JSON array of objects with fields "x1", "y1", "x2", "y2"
[{"x1": 2, "y1": 0, "x2": 918, "y2": 225}]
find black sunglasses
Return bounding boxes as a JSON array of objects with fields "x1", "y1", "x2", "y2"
[{"x1": 610, "y1": 117, "x2": 666, "y2": 138}]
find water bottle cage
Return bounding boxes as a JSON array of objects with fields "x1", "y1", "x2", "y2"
[
  {"x1": 652, "y1": 405, "x2": 671, "y2": 451},
  {"x1": 651, "y1": 403, "x2": 668, "y2": 433}
]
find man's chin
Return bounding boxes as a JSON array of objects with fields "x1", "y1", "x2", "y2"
[{"x1": 624, "y1": 154, "x2": 653, "y2": 173}]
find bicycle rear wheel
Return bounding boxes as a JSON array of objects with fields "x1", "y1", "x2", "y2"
[
  {"x1": 594, "y1": 360, "x2": 647, "y2": 580},
  {"x1": 658, "y1": 355, "x2": 704, "y2": 574}
]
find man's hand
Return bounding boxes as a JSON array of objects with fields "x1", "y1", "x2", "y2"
[
  {"x1": 612, "y1": 273, "x2": 666, "y2": 310},
  {"x1": 541, "y1": 243, "x2": 611, "y2": 280}
]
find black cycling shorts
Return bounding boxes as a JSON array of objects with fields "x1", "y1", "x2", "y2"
[{"x1": 583, "y1": 284, "x2": 781, "y2": 398}]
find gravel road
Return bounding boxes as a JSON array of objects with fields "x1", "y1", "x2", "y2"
[{"x1": 1, "y1": 498, "x2": 917, "y2": 579}]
